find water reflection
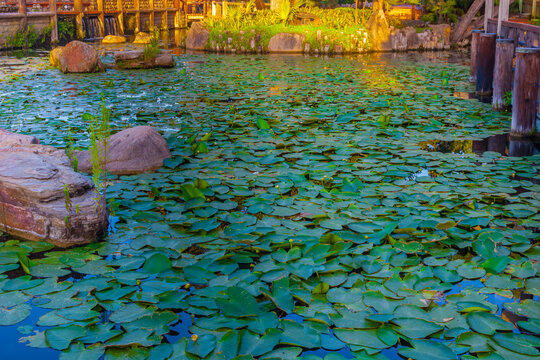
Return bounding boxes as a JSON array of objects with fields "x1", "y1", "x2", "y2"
[{"x1": 420, "y1": 133, "x2": 540, "y2": 157}]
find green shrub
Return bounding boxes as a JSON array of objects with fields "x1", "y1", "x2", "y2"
[
  {"x1": 6, "y1": 24, "x2": 52, "y2": 49},
  {"x1": 58, "y1": 19, "x2": 76, "y2": 43}
]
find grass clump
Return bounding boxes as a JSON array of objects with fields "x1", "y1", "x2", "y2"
[{"x1": 143, "y1": 29, "x2": 161, "y2": 61}]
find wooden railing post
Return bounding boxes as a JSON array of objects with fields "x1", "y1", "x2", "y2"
[
  {"x1": 476, "y1": 33, "x2": 497, "y2": 96},
  {"x1": 49, "y1": 0, "x2": 58, "y2": 42},
  {"x1": 97, "y1": 0, "x2": 104, "y2": 37},
  {"x1": 511, "y1": 48, "x2": 540, "y2": 137},
  {"x1": 484, "y1": 0, "x2": 493, "y2": 32},
  {"x1": 74, "y1": 0, "x2": 83, "y2": 39},
  {"x1": 470, "y1": 29, "x2": 482, "y2": 83},
  {"x1": 19, "y1": 0, "x2": 27, "y2": 30},
  {"x1": 492, "y1": 38, "x2": 514, "y2": 110},
  {"x1": 497, "y1": 0, "x2": 509, "y2": 36},
  {"x1": 149, "y1": 0, "x2": 154, "y2": 30},
  {"x1": 117, "y1": 0, "x2": 125, "y2": 34},
  {"x1": 135, "y1": 0, "x2": 140, "y2": 32}
]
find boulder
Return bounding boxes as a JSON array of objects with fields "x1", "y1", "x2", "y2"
[
  {"x1": 185, "y1": 22, "x2": 209, "y2": 50},
  {"x1": 102, "y1": 35, "x2": 127, "y2": 44},
  {"x1": 49, "y1": 47, "x2": 62, "y2": 67},
  {"x1": 429, "y1": 24, "x2": 451, "y2": 49},
  {"x1": 76, "y1": 126, "x2": 171, "y2": 175},
  {"x1": 114, "y1": 49, "x2": 175, "y2": 69},
  {"x1": 53, "y1": 41, "x2": 105, "y2": 73},
  {"x1": 0, "y1": 128, "x2": 40, "y2": 146},
  {"x1": 267, "y1": 33, "x2": 304, "y2": 53},
  {"x1": 366, "y1": 9, "x2": 391, "y2": 51},
  {"x1": 133, "y1": 32, "x2": 153, "y2": 45},
  {"x1": 0, "y1": 130, "x2": 108, "y2": 247}
]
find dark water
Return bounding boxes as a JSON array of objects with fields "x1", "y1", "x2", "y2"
[{"x1": 420, "y1": 133, "x2": 540, "y2": 157}]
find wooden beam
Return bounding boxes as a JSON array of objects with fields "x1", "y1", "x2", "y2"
[
  {"x1": 497, "y1": 0, "x2": 509, "y2": 36},
  {"x1": 484, "y1": 0, "x2": 494, "y2": 33},
  {"x1": 451, "y1": 0, "x2": 485, "y2": 43}
]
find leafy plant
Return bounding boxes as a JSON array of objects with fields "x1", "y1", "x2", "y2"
[
  {"x1": 504, "y1": 90, "x2": 512, "y2": 108},
  {"x1": 85, "y1": 99, "x2": 111, "y2": 213},
  {"x1": 422, "y1": 0, "x2": 459, "y2": 23},
  {"x1": 143, "y1": 28, "x2": 161, "y2": 61},
  {"x1": 58, "y1": 19, "x2": 76, "y2": 43},
  {"x1": 6, "y1": 24, "x2": 52, "y2": 49}
]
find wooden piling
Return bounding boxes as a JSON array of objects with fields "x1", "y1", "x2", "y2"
[
  {"x1": 476, "y1": 33, "x2": 497, "y2": 96},
  {"x1": 511, "y1": 48, "x2": 540, "y2": 137},
  {"x1": 469, "y1": 29, "x2": 482, "y2": 83},
  {"x1": 492, "y1": 38, "x2": 514, "y2": 111}
]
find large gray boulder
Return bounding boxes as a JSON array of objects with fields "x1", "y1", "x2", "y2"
[
  {"x1": 185, "y1": 22, "x2": 209, "y2": 50},
  {"x1": 76, "y1": 126, "x2": 171, "y2": 175},
  {"x1": 0, "y1": 129, "x2": 108, "y2": 248},
  {"x1": 267, "y1": 33, "x2": 304, "y2": 53}
]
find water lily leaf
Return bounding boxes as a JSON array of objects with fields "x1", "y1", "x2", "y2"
[
  {"x1": 239, "y1": 329, "x2": 281, "y2": 356},
  {"x1": 104, "y1": 347, "x2": 149, "y2": 360},
  {"x1": 398, "y1": 339, "x2": 456, "y2": 360},
  {"x1": 333, "y1": 328, "x2": 388, "y2": 349},
  {"x1": 59, "y1": 343, "x2": 105, "y2": 360},
  {"x1": 216, "y1": 287, "x2": 261, "y2": 317},
  {"x1": 466, "y1": 311, "x2": 514, "y2": 335},
  {"x1": 45, "y1": 324, "x2": 86, "y2": 350},
  {"x1": 393, "y1": 318, "x2": 443, "y2": 339},
  {"x1": 280, "y1": 320, "x2": 320, "y2": 348},
  {"x1": 109, "y1": 303, "x2": 153, "y2": 324},
  {"x1": 260, "y1": 277, "x2": 294, "y2": 314},
  {"x1": 0, "y1": 303, "x2": 31, "y2": 325},
  {"x1": 142, "y1": 253, "x2": 172, "y2": 274}
]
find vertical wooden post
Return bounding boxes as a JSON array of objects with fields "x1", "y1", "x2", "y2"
[
  {"x1": 149, "y1": 0, "x2": 154, "y2": 31},
  {"x1": 74, "y1": 0, "x2": 83, "y2": 39},
  {"x1": 484, "y1": 0, "x2": 494, "y2": 32},
  {"x1": 511, "y1": 48, "x2": 540, "y2": 137},
  {"x1": 497, "y1": 0, "x2": 509, "y2": 36},
  {"x1": 135, "y1": 0, "x2": 140, "y2": 32},
  {"x1": 50, "y1": 0, "x2": 58, "y2": 42},
  {"x1": 476, "y1": 33, "x2": 497, "y2": 96},
  {"x1": 492, "y1": 39, "x2": 514, "y2": 110},
  {"x1": 97, "y1": 0, "x2": 104, "y2": 37},
  {"x1": 19, "y1": 0, "x2": 27, "y2": 31},
  {"x1": 470, "y1": 29, "x2": 482, "y2": 83},
  {"x1": 117, "y1": 0, "x2": 124, "y2": 34}
]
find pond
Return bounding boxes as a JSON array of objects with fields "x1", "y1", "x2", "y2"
[{"x1": 0, "y1": 49, "x2": 539, "y2": 360}]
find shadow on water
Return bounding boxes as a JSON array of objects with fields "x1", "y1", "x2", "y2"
[
  {"x1": 420, "y1": 133, "x2": 540, "y2": 157},
  {"x1": 453, "y1": 91, "x2": 492, "y2": 104}
]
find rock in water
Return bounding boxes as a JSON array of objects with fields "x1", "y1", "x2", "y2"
[
  {"x1": 133, "y1": 32, "x2": 153, "y2": 45},
  {"x1": 76, "y1": 126, "x2": 171, "y2": 175},
  {"x1": 52, "y1": 41, "x2": 105, "y2": 73},
  {"x1": 267, "y1": 33, "x2": 305, "y2": 53},
  {"x1": 185, "y1": 22, "x2": 209, "y2": 50},
  {"x1": 102, "y1": 35, "x2": 127, "y2": 44},
  {"x1": 114, "y1": 49, "x2": 175, "y2": 69},
  {"x1": 0, "y1": 129, "x2": 108, "y2": 248},
  {"x1": 49, "y1": 47, "x2": 62, "y2": 67},
  {"x1": 366, "y1": 9, "x2": 391, "y2": 51}
]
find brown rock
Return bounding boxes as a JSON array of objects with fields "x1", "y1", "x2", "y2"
[
  {"x1": 267, "y1": 33, "x2": 305, "y2": 53},
  {"x1": 49, "y1": 47, "x2": 62, "y2": 67},
  {"x1": 114, "y1": 50, "x2": 175, "y2": 69},
  {"x1": 0, "y1": 132, "x2": 108, "y2": 247},
  {"x1": 76, "y1": 126, "x2": 171, "y2": 175},
  {"x1": 429, "y1": 24, "x2": 451, "y2": 45},
  {"x1": 55, "y1": 41, "x2": 105, "y2": 73},
  {"x1": 102, "y1": 35, "x2": 127, "y2": 44},
  {"x1": 133, "y1": 32, "x2": 153, "y2": 45},
  {"x1": 185, "y1": 22, "x2": 209, "y2": 50}
]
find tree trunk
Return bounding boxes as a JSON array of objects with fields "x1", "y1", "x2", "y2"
[{"x1": 451, "y1": 0, "x2": 485, "y2": 43}]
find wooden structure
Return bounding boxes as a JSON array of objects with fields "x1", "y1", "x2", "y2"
[
  {"x1": 0, "y1": 0, "x2": 247, "y2": 45},
  {"x1": 511, "y1": 48, "x2": 540, "y2": 136},
  {"x1": 468, "y1": 0, "x2": 540, "y2": 136}
]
